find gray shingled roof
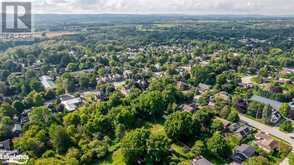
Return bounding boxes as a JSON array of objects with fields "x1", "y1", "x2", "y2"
[
  {"x1": 250, "y1": 95, "x2": 282, "y2": 110},
  {"x1": 236, "y1": 144, "x2": 256, "y2": 157},
  {"x1": 198, "y1": 83, "x2": 211, "y2": 91},
  {"x1": 191, "y1": 157, "x2": 213, "y2": 165}
]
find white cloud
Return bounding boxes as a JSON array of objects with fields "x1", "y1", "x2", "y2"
[{"x1": 28, "y1": 0, "x2": 294, "y2": 15}]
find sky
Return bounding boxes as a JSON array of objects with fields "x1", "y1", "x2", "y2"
[{"x1": 5, "y1": 0, "x2": 294, "y2": 15}]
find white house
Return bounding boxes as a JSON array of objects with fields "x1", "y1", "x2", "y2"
[
  {"x1": 40, "y1": 76, "x2": 56, "y2": 90},
  {"x1": 61, "y1": 96, "x2": 82, "y2": 112},
  {"x1": 290, "y1": 99, "x2": 294, "y2": 111}
]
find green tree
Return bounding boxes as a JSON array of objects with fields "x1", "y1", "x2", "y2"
[
  {"x1": 13, "y1": 100, "x2": 25, "y2": 113},
  {"x1": 79, "y1": 139, "x2": 108, "y2": 163},
  {"x1": 29, "y1": 79, "x2": 44, "y2": 92},
  {"x1": 0, "y1": 102, "x2": 15, "y2": 117},
  {"x1": 146, "y1": 134, "x2": 171, "y2": 163},
  {"x1": 0, "y1": 81, "x2": 8, "y2": 95},
  {"x1": 0, "y1": 116, "x2": 13, "y2": 140},
  {"x1": 29, "y1": 107, "x2": 53, "y2": 127},
  {"x1": 289, "y1": 152, "x2": 294, "y2": 165},
  {"x1": 192, "y1": 109, "x2": 214, "y2": 134},
  {"x1": 121, "y1": 128, "x2": 150, "y2": 164},
  {"x1": 66, "y1": 63, "x2": 79, "y2": 72},
  {"x1": 79, "y1": 76, "x2": 90, "y2": 89},
  {"x1": 227, "y1": 111, "x2": 240, "y2": 122},
  {"x1": 247, "y1": 101, "x2": 264, "y2": 118},
  {"x1": 220, "y1": 105, "x2": 231, "y2": 119},
  {"x1": 63, "y1": 112, "x2": 81, "y2": 126},
  {"x1": 262, "y1": 105, "x2": 272, "y2": 124},
  {"x1": 164, "y1": 112, "x2": 193, "y2": 141},
  {"x1": 279, "y1": 120, "x2": 293, "y2": 132},
  {"x1": 207, "y1": 132, "x2": 231, "y2": 159},
  {"x1": 34, "y1": 158, "x2": 64, "y2": 165},
  {"x1": 49, "y1": 125, "x2": 72, "y2": 154},
  {"x1": 189, "y1": 140, "x2": 205, "y2": 158},
  {"x1": 210, "y1": 119, "x2": 224, "y2": 132},
  {"x1": 25, "y1": 91, "x2": 44, "y2": 107},
  {"x1": 279, "y1": 103, "x2": 290, "y2": 117},
  {"x1": 133, "y1": 91, "x2": 167, "y2": 120},
  {"x1": 14, "y1": 125, "x2": 47, "y2": 157}
]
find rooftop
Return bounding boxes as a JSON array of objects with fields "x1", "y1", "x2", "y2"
[
  {"x1": 235, "y1": 144, "x2": 256, "y2": 158},
  {"x1": 40, "y1": 75, "x2": 56, "y2": 89},
  {"x1": 191, "y1": 156, "x2": 213, "y2": 165},
  {"x1": 61, "y1": 97, "x2": 82, "y2": 112},
  {"x1": 198, "y1": 83, "x2": 211, "y2": 91},
  {"x1": 250, "y1": 95, "x2": 282, "y2": 110}
]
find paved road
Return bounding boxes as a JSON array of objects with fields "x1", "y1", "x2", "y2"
[
  {"x1": 239, "y1": 115, "x2": 294, "y2": 165},
  {"x1": 280, "y1": 158, "x2": 289, "y2": 165},
  {"x1": 239, "y1": 115, "x2": 294, "y2": 147}
]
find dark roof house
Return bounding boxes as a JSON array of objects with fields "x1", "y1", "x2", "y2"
[
  {"x1": 191, "y1": 156, "x2": 213, "y2": 165},
  {"x1": 0, "y1": 139, "x2": 10, "y2": 150},
  {"x1": 229, "y1": 123, "x2": 241, "y2": 132},
  {"x1": 236, "y1": 126, "x2": 251, "y2": 138},
  {"x1": 233, "y1": 144, "x2": 256, "y2": 163}
]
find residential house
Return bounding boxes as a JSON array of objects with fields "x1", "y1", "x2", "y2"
[
  {"x1": 20, "y1": 109, "x2": 31, "y2": 125},
  {"x1": 193, "y1": 95, "x2": 201, "y2": 104},
  {"x1": 136, "y1": 80, "x2": 149, "y2": 90},
  {"x1": 275, "y1": 78, "x2": 292, "y2": 85},
  {"x1": 289, "y1": 99, "x2": 294, "y2": 111},
  {"x1": 218, "y1": 118, "x2": 231, "y2": 130},
  {"x1": 235, "y1": 126, "x2": 251, "y2": 139},
  {"x1": 120, "y1": 87, "x2": 131, "y2": 96},
  {"x1": 97, "y1": 74, "x2": 123, "y2": 84},
  {"x1": 61, "y1": 95, "x2": 82, "y2": 112},
  {"x1": 255, "y1": 132, "x2": 279, "y2": 153},
  {"x1": 0, "y1": 139, "x2": 10, "y2": 150},
  {"x1": 215, "y1": 92, "x2": 230, "y2": 102},
  {"x1": 13, "y1": 115, "x2": 19, "y2": 124},
  {"x1": 198, "y1": 83, "x2": 211, "y2": 93},
  {"x1": 229, "y1": 162, "x2": 241, "y2": 165},
  {"x1": 282, "y1": 67, "x2": 294, "y2": 75},
  {"x1": 181, "y1": 104, "x2": 196, "y2": 113},
  {"x1": 180, "y1": 65, "x2": 192, "y2": 73},
  {"x1": 240, "y1": 76, "x2": 254, "y2": 88},
  {"x1": 40, "y1": 75, "x2": 56, "y2": 90},
  {"x1": 191, "y1": 156, "x2": 213, "y2": 165},
  {"x1": 228, "y1": 123, "x2": 241, "y2": 132},
  {"x1": 177, "y1": 81, "x2": 190, "y2": 91},
  {"x1": 233, "y1": 144, "x2": 256, "y2": 163},
  {"x1": 250, "y1": 95, "x2": 282, "y2": 124},
  {"x1": 95, "y1": 91, "x2": 108, "y2": 101},
  {"x1": 123, "y1": 70, "x2": 133, "y2": 79},
  {"x1": 288, "y1": 99, "x2": 294, "y2": 119},
  {"x1": 12, "y1": 124, "x2": 22, "y2": 137}
]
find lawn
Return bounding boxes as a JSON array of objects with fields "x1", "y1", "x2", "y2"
[{"x1": 149, "y1": 124, "x2": 166, "y2": 136}]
